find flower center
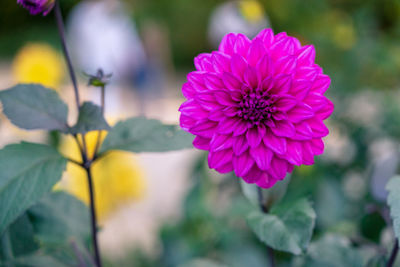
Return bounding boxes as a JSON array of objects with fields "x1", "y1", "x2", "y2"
[{"x1": 237, "y1": 92, "x2": 276, "y2": 125}]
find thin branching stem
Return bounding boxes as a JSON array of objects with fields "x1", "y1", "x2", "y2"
[
  {"x1": 387, "y1": 239, "x2": 399, "y2": 267},
  {"x1": 54, "y1": 2, "x2": 102, "y2": 266},
  {"x1": 93, "y1": 85, "x2": 105, "y2": 157}
]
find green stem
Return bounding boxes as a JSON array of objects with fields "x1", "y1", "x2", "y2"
[
  {"x1": 84, "y1": 167, "x2": 102, "y2": 267},
  {"x1": 387, "y1": 239, "x2": 399, "y2": 267},
  {"x1": 257, "y1": 187, "x2": 276, "y2": 267},
  {"x1": 93, "y1": 85, "x2": 105, "y2": 157}
]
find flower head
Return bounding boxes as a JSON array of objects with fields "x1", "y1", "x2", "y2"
[
  {"x1": 17, "y1": 0, "x2": 55, "y2": 16},
  {"x1": 179, "y1": 29, "x2": 334, "y2": 188}
]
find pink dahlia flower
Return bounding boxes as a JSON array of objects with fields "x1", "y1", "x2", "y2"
[
  {"x1": 179, "y1": 29, "x2": 334, "y2": 188},
  {"x1": 17, "y1": 0, "x2": 55, "y2": 16}
]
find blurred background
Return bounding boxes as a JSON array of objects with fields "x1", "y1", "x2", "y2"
[{"x1": 1, "y1": 0, "x2": 400, "y2": 266}]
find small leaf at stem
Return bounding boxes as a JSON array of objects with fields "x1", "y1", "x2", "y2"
[
  {"x1": 99, "y1": 117, "x2": 194, "y2": 153},
  {"x1": 247, "y1": 198, "x2": 316, "y2": 255},
  {"x1": 71, "y1": 101, "x2": 110, "y2": 134},
  {"x1": 0, "y1": 142, "x2": 67, "y2": 235},
  {"x1": 0, "y1": 84, "x2": 69, "y2": 132}
]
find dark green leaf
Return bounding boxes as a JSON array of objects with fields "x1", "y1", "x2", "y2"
[
  {"x1": 247, "y1": 198, "x2": 316, "y2": 255},
  {"x1": 0, "y1": 84, "x2": 69, "y2": 132},
  {"x1": 0, "y1": 142, "x2": 67, "y2": 234},
  {"x1": 71, "y1": 101, "x2": 109, "y2": 134},
  {"x1": 100, "y1": 117, "x2": 194, "y2": 153},
  {"x1": 3, "y1": 214, "x2": 39, "y2": 257},
  {"x1": 28, "y1": 191, "x2": 90, "y2": 245},
  {"x1": 296, "y1": 235, "x2": 363, "y2": 267},
  {"x1": 386, "y1": 176, "x2": 400, "y2": 240}
]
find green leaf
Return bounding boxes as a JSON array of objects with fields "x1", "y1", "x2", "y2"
[
  {"x1": 386, "y1": 176, "x2": 400, "y2": 240},
  {"x1": 247, "y1": 198, "x2": 316, "y2": 255},
  {"x1": 1, "y1": 214, "x2": 39, "y2": 257},
  {"x1": 28, "y1": 191, "x2": 90, "y2": 245},
  {"x1": 100, "y1": 117, "x2": 194, "y2": 153},
  {"x1": 0, "y1": 142, "x2": 67, "y2": 235},
  {"x1": 71, "y1": 101, "x2": 110, "y2": 134},
  {"x1": 296, "y1": 235, "x2": 363, "y2": 267},
  {"x1": 0, "y1": 84, "x2": 69, "y2": 132}
]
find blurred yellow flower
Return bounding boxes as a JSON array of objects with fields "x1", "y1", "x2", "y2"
[
  {"x1": 12, "y1": 43, "x2": 64, "y2": 89},
  {"x1": 239, "y1": 0, "x2": 265, "y2": 23},
  {"x1": 58, "y1": 131, "x2": 146, "y2": 221}
]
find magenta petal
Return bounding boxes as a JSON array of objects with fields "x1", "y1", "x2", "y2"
[
  {"x1": 222, "y1": 72, "x2": 242, "y2": 91},
  {"x1": 233, "y1": 151, "x2": 254, "y2": 177},
  {"x1": 212, "y1": 52, "x2": 231, "y2": 73},
  {"x1": 193, "y1": 136, "x2": 211, "y2": 150},
  {"x1": 261, "y1": 76, "x2": 274, "y2": 92},
  {"x1": 316, "y1": 98, "x2": 334, "y2": 120},
  {"x1": 194, "y1": 53, "x2": 213, "y2": 72},
  {"x1": 293, "y1": 121, "x2": 313, "y2": 140},
  {"x1": 256, "y1": 173, "x2": 278, "y2": 189},
  {"x1": 308, "y1": 118, "x2": 329, "y2": 137},
  {"x1": 242, "y1": 165, "x2": 263, "y2": 183},
  {"x1": 213, "y1": 90, "x2": 236, "y2": 106},
  {"x1": 311, "y1": 74, "x2": 331, "y2": 94},
  {"x1": 179, "y1": 99, "x2": 209, "y2": 118},
  {"x1": 182, "y1": 82, "x2": 196, "y2": 98},
  {"x1": 246, "y1": 127, "x2": 262, "y2": 147},
  {"x1": 208, "y1": 149, "x2": 233, "y2": 169},
  {"x1": 188, "y1": 72, "x2": 207, "y2": 92},
  {"x1": 304, "y1": 92, "x2": 327, "y2": 112},
  {"x1": 271, "y1": 120, "x2": 296, "y2": 137},
  {"x1": 302, "y1": 141, "x2": 315, "y2": 165},
  {"x1": 289, "y1": 79, "x2": 312, "y2": 100},
  {"x1": 244, "y1": 66, "x2": 259, "y2": 88},
  {"x1": 180, "y1": 114, "x2": 197, "y2": 130},
  {"x1": 190, "y1": 120, "x2": 218, "y2": 137},
  {"x1": 204, "y1": 73, "x2": 225, "y2": 90},
  {"x1": 310, "y1": 138, "x2": 324, "y2": 155},
  {"x1": 208, "y1": 109, "x2": 225, "y2": 121},
  {"x1": 287, "y1": 103, "x2": 314, "y2": 123},
  {"x1": 250, "y1": 143, "x2": 273, "y2": 170},
  {"x1": 269, "y1": 157, "x2": 289, "y2": 180},
  {"x1": 295, "y1": 66, "x2": 319, "y2": 81},
  {"x1": 263, "y1": 129, "x2": 287, "y2": 154},
  {"x1": 297, "y1": 45, "x2": 316, "y2": 64},
  {"x1": 286, "y1": 140, "x2": 303, "y2": 165},
  {"x1": 233, "y1": 119, "x2": 249, "y2": 136},
  {"x1": 218, "y1": 117, "x2": 240, "y2": 134},
  {"x1": 255, "y1": 28, "x2": 274, "y2": 47},
  {"x1": 210, "y1": 134, "x2": 234, "y2": 152},
  {"x1": 256, "y1": 54, "x2": 274, "y2": 81},
  {"x1": 218, "y1": 33, "x2": 236, "y2": 55},
  {"x1": 234, "y1": 34, "x2": 251, "y2": 57},
  {"x1": 233, "y1": 134, "x2": 249, "y2": 156},
  {"x1": 274, "y1": 55, "x2": 297, "y2": 75},
  {"x1": 269, "y1": 74, "x2": 292, "y2": 95},
  {"x1": 274, "y1": 95, "x2": 297, "y2": 111},
  {"x1": 231, "y1": 54, "x2": 248, "y2": 81},
  {"x1": 247, "y1": 39, "x2": 265, "y2": 66},
  {"x1": 215, "y1": 162, "x2": 234, "y2": 174}
]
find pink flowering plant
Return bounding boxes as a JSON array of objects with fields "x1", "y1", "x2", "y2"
[
  {"x1": 180, "y1": 29, "x2": 334, "y2": 188},
  {"x1": 1, "y1": 1, "x2": 400, "y2": 267}
]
